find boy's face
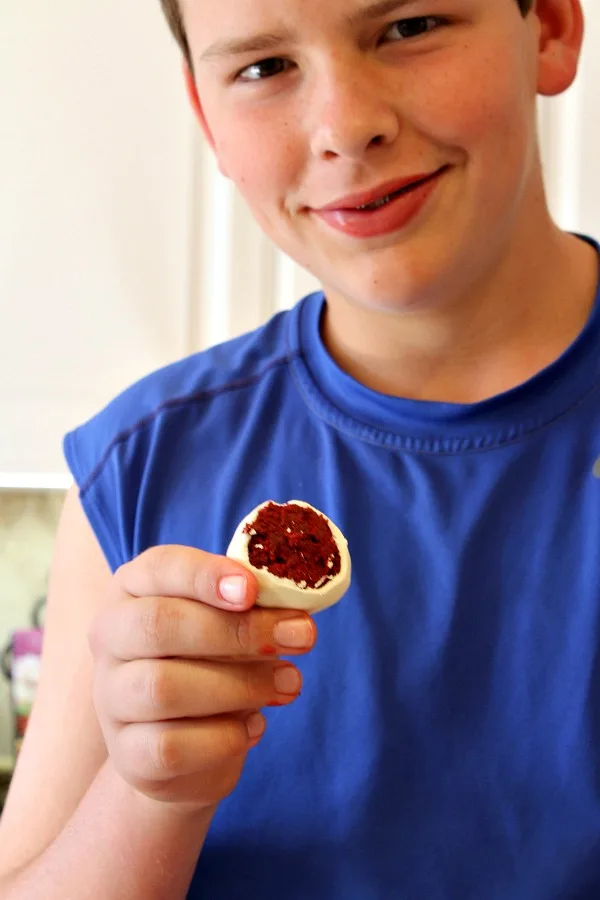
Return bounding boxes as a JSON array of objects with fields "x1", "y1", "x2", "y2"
[{"x1": 183, "y1": 0, "x2": 579, "y2": 313}]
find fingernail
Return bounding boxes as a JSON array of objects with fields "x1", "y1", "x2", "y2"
[
  {"x1": 245, "y1": 712, "x2": 266, "y2": 740},
  {"x1": 273, "y1": 617, "x2": 314, "y2": 649},
  {"x1": 274, "y1": 665, "x2": 302, "y2": 695},
  {"x1": 219, "y1": 575, "x2": 247, "y2": 606}
]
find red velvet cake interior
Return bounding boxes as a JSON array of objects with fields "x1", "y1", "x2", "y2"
[{"x1": 244, "y1": 501, "x2": 341, "y2": 589}]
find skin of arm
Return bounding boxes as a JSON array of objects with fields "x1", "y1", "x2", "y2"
[{"x1": 0, "y1": 489, "x2": 213, "y2": 899}]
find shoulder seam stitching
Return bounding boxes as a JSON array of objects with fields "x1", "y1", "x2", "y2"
[{"x1": 79, "y1": 352, "x2": 300, "y2": 496}]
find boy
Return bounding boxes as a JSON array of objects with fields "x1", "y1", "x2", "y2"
[{"x1": 0, "y1": 0, "x2": 597, "y2": 897}]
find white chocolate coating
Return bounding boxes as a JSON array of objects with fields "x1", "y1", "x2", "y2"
[{"x1": 226, "y1": 500, "x2": 351, "y2": 613}]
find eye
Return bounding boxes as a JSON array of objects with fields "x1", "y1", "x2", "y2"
[
  {"x1": 236, "y1": 57, "x2": 293, "y2": 83},
  {"x1": 382, "y1": 16, "x2": 446, "y2": 43}
]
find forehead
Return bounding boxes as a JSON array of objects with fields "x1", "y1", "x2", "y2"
[
  {"x1": 181, "y1": 0, "x2": 521, "y2": 70},
  {"x1": 182, "y1": 0, "x2": 485, "y2": 44}
]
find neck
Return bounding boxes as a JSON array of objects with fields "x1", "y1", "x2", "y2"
[{"x1": 322, "y1": 215, "x2": 598, "y2": 405}]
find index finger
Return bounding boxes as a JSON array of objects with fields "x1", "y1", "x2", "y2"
[{"x1": 114, "y1": 545, "x2": 258, "y2": 611}]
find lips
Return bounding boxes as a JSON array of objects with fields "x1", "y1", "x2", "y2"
[
  {"x1": 317, "y1": 167, "x2": 448, "y2": 213},
  {"x1": 312, "y1": 166, "x2": 449, "y2": 240}
]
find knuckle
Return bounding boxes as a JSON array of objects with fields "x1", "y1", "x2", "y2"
[
  {"x1": 113, "y1": 555, "x2": 145, "y2": 598},
  {"x1": 141, "y1": 597, "x2": 177, "y2": 654},
  {"x1": 221, "y1": 719, "x2": 248, "y2": 758},
  {"x1": 156, "y1": 546, "x2": 213, "y2": 601},
  {"x1": 124, "y1": 546, "x2": 170, "y2": 594},
  {"x1": 241, "y1": 664, "x2": 263, "y2": 707},
  {"x1": 124, "y1": 724, "x2": 181, "y2": 779},
  {"x1": 233, "y1": 611, "x2": 264, "y2": 655},
  {"x1": 191, "y1": 560, "x2": 217, "y2": 603},
  {"x1": 234, "y1": 615, "x2": 252, "y2": 654},
  {"x1": 142, "y1": 544, "x2": 170, "y2": 576},
  {"x1": 147, "y1": 664, "x2": 174, "y2": 716},
  {"x1": 155, "y1": 728, "x2": 183, "y2": 776}
]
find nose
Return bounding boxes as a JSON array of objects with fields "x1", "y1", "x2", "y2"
[{"x1": 308, "y1": 58, "x2": 400, "y2": 162}]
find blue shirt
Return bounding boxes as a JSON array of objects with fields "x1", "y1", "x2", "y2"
[{"x1": 65, "y1": 236, "x2": 600, "y2": 899}]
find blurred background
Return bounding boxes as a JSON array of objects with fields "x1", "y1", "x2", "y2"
[{"x1": 0, "y1": 1, "x2": 598, "y2": 789}]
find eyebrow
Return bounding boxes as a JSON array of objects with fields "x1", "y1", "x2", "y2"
[
  {"x1": 199, "y1": 31, "x2": 295, "y2": 63},
  {"x1": 349, "y1": 0, "x2": 421, "y2": 27},
  {"x1": 198, "y1": 0, "x2": 420, "y2": 62}
]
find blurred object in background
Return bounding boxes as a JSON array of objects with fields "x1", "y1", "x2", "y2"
[
  {"x1": 1, "y1": 597, "x2": 45, "y2": 759},
  {"x1": 0, "y1": 490, "x2": 60, "y2": 760}
]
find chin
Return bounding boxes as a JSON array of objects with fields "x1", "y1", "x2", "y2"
[
  {"x1": 320, "y1": 244, "x2": 456, "y2": 314},
  {"x1": 324, "y1": 275, "x2": 440, "y2": 315}
]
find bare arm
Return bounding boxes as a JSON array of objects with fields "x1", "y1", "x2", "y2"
[
  {"x1": 2, "y1": 762, "x2": 214, "y2": 899},
  {"x1": 0, "y1": 488, "x2": 314, "y2": 899},
  {"x1": 0, "y1": 488, "x2": 213, "y2": 899}
]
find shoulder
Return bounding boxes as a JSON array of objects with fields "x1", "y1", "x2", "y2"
[{"x1": 64, "y1": 306, "x2": 302, "y2": 498}]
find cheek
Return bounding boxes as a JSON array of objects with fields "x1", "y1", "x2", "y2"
[
  {"x1": 214, "y1": 114, "x2": 302, "y2": 209},
  {"x1": 409, "y1": 47, "x2": 534, "y2": 169},
  {"x1": 213, "y1": 121, "x2": 309, "y2": 260},
  {"x1": 217, "y1": 136, "x2": 262, "y2": 187}
]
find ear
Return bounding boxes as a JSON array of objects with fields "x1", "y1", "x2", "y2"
[
  {"x1": 182, "y1": 62, "x2": 230, "y2": 177},
  {"x1": 534, "y1": 0, "x2": 584, "y2": 96}
]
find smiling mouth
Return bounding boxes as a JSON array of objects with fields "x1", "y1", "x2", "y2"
[{"x1": 353, "y1": 168, "x2": 448, "y2": 212}]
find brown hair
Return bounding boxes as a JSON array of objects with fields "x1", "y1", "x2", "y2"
[
  {"x1": 159, "y1": 0, "x2": 535, "y2": 70},
  {"x1": 159, "y1": 0, "x2": 191, "y2": 67}
]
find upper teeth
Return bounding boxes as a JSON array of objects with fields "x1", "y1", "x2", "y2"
[{"x1": 357, "y1": 193, "x2": 393, "y2": 211}]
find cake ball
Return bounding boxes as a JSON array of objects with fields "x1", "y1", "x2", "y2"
[{"x1": 226, "y1": 500, "x2": 351, "y2": 613}]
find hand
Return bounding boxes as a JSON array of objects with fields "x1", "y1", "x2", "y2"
[{"x1": 89, "y1": 545, "x2": 317, "y2": 811}]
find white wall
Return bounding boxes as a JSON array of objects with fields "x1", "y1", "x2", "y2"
[
  {"x1": 0, "y1": 0, "x2": 195, "y2": 476},
  {"x1": 539, "y1": 0, "x2": 600, "y2": 235}
]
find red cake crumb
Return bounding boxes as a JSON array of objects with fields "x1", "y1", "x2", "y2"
[{"x1": 244, "y1": 502, "x2": 341, "y2": 589}]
